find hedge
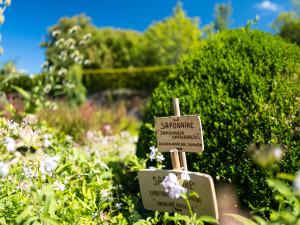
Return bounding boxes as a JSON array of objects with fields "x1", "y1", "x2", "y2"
[
  {"x1": 136, "y1": 29, "x2": 300, "y2": 210},
  {"x1": 83, "y1": 65, "x2": 174, "y2": 94},
  {"x1": 0, "y1": 74, "x2": 35, "y2": 93}
]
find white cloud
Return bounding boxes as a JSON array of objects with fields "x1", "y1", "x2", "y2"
[{"x1": 255, "y1": 0, "x2": 279, "y2": 12}]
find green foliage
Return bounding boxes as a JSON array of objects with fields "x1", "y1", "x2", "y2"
[
  {"x1": 272, "y1": 0, "x2": 300, "y2": 46},
  {"x1": 43, "y1": 4, "x2": 201, "y2": 70},
  {"x1": 0, "y1": 74, "x2": 33, "y2": 93},
  {"x1": 83, "y1": 65, "x2": 174, "y2": 93},
  {"x1": 0, "y1": 115, "x2": 141, "y2": 224},
  {"x1": 62, "y1": 65, "x2": 86, "y2": 105},
  {"x1": 144, "y1": 2, "x2": 201, "y2": 65},
  {"x1": 89, "y1": 28, "x2": 144, "y2": 68},
  {"x1": 137, "y1": 29, "x2": 300, "y2": 210},
  {"x1": 42, "y1": 14, "x2": 144, "y2": 69},
  {"x1": 226, "y1": 173, "x2": 300, "y2": 225}
]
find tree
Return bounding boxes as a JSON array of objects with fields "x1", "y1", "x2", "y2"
[
  {"x1": 213, "y1": 3, "x2": 232, "y2": 32},
  {"x1": 0, "y1": 61, "x2": 17, "y2": 76},
  {"x1": 42, "y1": 15, "x2": 144, "y2": 70},
  {"x1": 143, "y1": 2, "x2": 201, "y2": 65},
  {"x1": 272, "y1": 0, "x2": 300, "y2": 45},
  {"x1": 87, "y1": 28, "x2": 144, "y2": 68}
]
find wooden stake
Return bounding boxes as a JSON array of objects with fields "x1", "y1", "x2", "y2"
[
  {"x1": 170, "y1": 149, "x2": 181, "y2": 170},
  {"x1": 173, "y1": 98, "x2": 188, "y2": 171}
]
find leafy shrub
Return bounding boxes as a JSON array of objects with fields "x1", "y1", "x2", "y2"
[
  {"x1": 0, "y1": 115, "x2": 140, "y2": 224},
  {"x1": 0, "y1": 74, "x2": 35, "y2": 93},
  {"x1": 137, "y1": 29, "x2": 300, "y2": 210},
  {"x1": 83, "y1": 65, "x2": 174, "y2": 94}
]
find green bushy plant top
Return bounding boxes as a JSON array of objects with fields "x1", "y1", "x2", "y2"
[{"x1": 137, "y1": 29, "x2": 300, "y2": 210}]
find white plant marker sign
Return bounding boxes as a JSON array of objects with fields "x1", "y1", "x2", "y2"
[
  {"x1": 155, "y1": 115, "x2": 204, "y2": 152},
  {"x1": 138, "y1": 169, "x2": 218, "y2": 219}
]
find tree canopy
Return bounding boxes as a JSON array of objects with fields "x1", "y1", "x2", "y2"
[{"x1": 41, "y1": 3, "x2": 202, "y2": 70}]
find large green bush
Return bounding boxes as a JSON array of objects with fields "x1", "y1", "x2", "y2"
[{"x1": 137, "y1": 29, "x2": 300, "y2": 209}]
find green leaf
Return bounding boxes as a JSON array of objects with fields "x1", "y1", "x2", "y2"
[
  {"x1": 15, "y1": 206, "x2": 33, "y2": 224},
  {"x1": 197, "y1": 215, "x2": 218, "y2": 224},
  {"x1": 267, "y1": 179, "x2": 293, "y2": 196},
  {"x1": 12, "y1": 85, "x2": 31, "y2": 100},
  {"x1": 41, "y1": 216, "x2": 60, "y2": 225}
]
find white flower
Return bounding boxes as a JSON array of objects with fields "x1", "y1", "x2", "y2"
[
  {"x1": 156, "y1": 153, "x2": 165, "y2": 163},
  {"x1": 55, "y1": 38, "x2": 65, "y2": 47},
  {"x1": 19, "y1": 126, "x2": 40, "y2": 147},
  {"x1": 52, "y1": 30, "x2": 61, "y2": 37},
  {"x1": 39, "y1": 156, "x2": 60, "y2": 177},
  {"x1": 6, "y1": 120, "x2": 19, "y2": 134},
  {"x1": 22, "y1": 115, "x2": 37, "y2": 125},
  {"x1": 83, "y1": 59, "x2": 90, "y2": 65},
  {"x1": 149, "y1": 146, "x2": 157, "y2": 161},
  {"x1": 43, "y1": 134, "x2": 51, "y2": 148},
  {"x1": 120, "y1": 131, "x2": 130, "y2": 138},
  {"x1": 181, "y1": 171, "x2": 191, "y2": 181},
  {"x1": 161, "y1": 173, "x2": 187, "y2": 199},
  {"x1": 0, "y1": 162, "x2": 9, "y2": 177},
  {"x1": 23, "y1": 164, "x2": 36, "y2": 178},
  {"x1": 69, "y1": 25, "x2": 80, "y2": 34},
  {"x1": 272, "y1": 147, "x2": 283, "y2": 161},
  {"x1": 100, "y1": 189, "x2": 110, "y2": 199},
  {"x1": 54, "y1": 180, "x2": 65, "y2": 191},
  {"x1": 17, "y1": 181, "x2": 31, "y2": 192},
  {"x1": 294, "y1": 172, "x2": 300, "y2": 193},
  {"x1": 115, "y1": 202, "x2": 122, "y2": 210},
  {"x1": 83, "y1": 33, "x2": 92, "y2": 40},
  {"x1": 4, "y1": 137, "x2": 15, "y2": 152}
]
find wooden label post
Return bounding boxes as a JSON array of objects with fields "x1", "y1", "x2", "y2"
[{"x1": 138, "y1": 98, "x2": 218, "y2": 220}]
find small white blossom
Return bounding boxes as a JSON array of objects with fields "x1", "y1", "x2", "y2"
[
  {"x1": 100, "y1": 189, "x2": 110, "y2": 199},
  {"x1": 39, "y1": 156, "x2": 60, "y2": 177},
  {"x1": 17, "y1": 181, "x2": 31, "y2": 192},
  {"x1": 54, "y1": 180, "x2": 65, "y2": 191},
  {"x1": 6, "y1": 120, "x2": 19, "y2": 134},
  {"x1": 149, "y1": 146, "x2": 157, "y2": 161},
  {"x1": 294, "y1": 172, "x2": 300, "y2": 193},
  {"x1": 69, "y1": 25, "x2": 80, "y2": 34},
  {"x1": 43, "y1": 134, "x2": 52, "y2": 148},
  {"x1": 161, "y1": 173, "x2": 187, "y2": 199},
  {"x1": 181, "y1": 171, "x2": 191, "y2": 181},
  {"x1": 0, "y1": 162, "x2": 9, "y2": 177},
  {"x1": 23, "y1": 164, "x2": 36, "y2": 178},
  {"x1": 19, "y1": 126, "x2": 40, "y2": 147},
  {"x1": 272, "y1": 147, "x2": 283, "y2": 161},
  {"x1": 156, "y1": 153, "x2": 165, "y2": 163},
  {"x1": 83, "y1": 33, "x2": 92, "y2": 40},
  {"x1": 22, "y1": 115, "x2": 38, "y2": 125},
  {"x1": 52, "y1": 30, "x2": 61, "y2": 37},
  {"x1": 4, "y1": 137, "x2": 15, "y2": 152},
  {"x1": 115, "y1": 202, "x2": 122, "y2": 210}
]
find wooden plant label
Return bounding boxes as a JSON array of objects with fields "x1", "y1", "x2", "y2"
[
  {"x1": 155, "y1": 115, "x2": 204, "y2": 152},
  {"x1": 138, "y1": 169, "x2": 218, "y2": 219}
]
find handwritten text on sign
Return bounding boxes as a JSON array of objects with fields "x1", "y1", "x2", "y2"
[
  {"x1": 155, "y1": 116, "x2": 204, "y2": 152},
  {"x1": 138, "y1": 169, "x2": 218, "y2": 219}
]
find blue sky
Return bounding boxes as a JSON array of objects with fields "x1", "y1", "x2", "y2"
[{"x1": 0, "y1": 0, "x2": 292, "y2": 74}]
